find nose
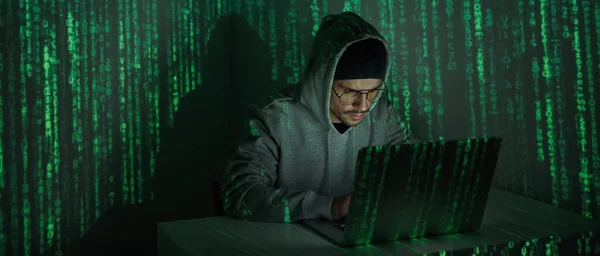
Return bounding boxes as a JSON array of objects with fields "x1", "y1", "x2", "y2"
[{"x1": 353, "y1": 94, "x2": 370, "y2": 112}]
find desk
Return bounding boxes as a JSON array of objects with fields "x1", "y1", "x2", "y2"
[{"x1": 158, "y1": 188, "x2": 600, "y2": 255}]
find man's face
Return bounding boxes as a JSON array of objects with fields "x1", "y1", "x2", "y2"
[{"x1": 329, "y1": 78, "x2": 383, "y2": 127}]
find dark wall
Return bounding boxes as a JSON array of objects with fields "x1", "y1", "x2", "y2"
[
  {"x1": 0, "y1": 0, "x2": 599, "y2": 255},
  {"x1": 0, "y1": 0, "x2": 237, "y2": 255}
]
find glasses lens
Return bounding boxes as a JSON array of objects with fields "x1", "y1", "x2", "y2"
[
  {"x1": 367, "y1": 90, "x2": 379, "y2": 102},
  {"x1": 340, "y1": 92, "x2": 360, "y2": 105}
]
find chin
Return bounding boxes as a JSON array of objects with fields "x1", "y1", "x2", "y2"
[{"x1": 342, "y1": 119, "x2": 362, "y2": 127}]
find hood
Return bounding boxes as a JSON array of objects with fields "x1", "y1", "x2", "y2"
[{"x1": 298, "y1": 12, "x2": 392, "y2": 131}]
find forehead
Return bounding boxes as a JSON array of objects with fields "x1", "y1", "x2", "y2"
[{"x1": 334, "y1": 79, "x2": 382, "y2": 90}]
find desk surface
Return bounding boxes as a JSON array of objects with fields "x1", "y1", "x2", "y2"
[{"x1": 158, "y1": 188, "x2": 600, "y2": 256}]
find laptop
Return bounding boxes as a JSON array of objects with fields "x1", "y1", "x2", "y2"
[{"x1": 300, "y1": 137, "x2": 503, "y2": 246}]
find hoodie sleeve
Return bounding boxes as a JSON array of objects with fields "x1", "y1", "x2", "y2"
[
  {"x1": 385, "y1": 101, "x2": 419, "y2": 145},
  {"x1": 220, "y1": 107, "x2": 335, "y2": 222}
]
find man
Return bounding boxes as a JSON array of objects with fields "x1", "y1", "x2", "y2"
[{"x1": 220, "y1": 12, "x2": 416, "y2": 223}]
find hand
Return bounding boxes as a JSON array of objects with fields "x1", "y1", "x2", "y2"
[{"x1": 331, "y1": 194, "x2": 351, "y2": 220}]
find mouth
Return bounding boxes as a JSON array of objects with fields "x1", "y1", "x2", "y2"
[{"x1": 348, "y1": 113, "x2": 365, "y2": 120}]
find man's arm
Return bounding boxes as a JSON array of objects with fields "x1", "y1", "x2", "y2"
[
  {"x1": 385, "y1": 101, "x2": 419, "y2": 145},
  {"x1": 220, "y1": 108, "x2": 334, "y2": 222}
]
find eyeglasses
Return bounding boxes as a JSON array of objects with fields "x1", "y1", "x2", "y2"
[{"x1": 332, "y1": 82, "x2": 388, "y2": 106}]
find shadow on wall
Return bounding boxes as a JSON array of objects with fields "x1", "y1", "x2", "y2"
[{"x1": 70, "y1": 13, "x2": 275, "y2": 256}]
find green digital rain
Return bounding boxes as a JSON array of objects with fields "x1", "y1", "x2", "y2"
[{"x1": 0, "y1": 0, "x2": 598, "y2": 255}]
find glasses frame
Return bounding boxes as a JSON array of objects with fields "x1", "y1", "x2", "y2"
[{"x1": 331, "y1": 81, "x2": 388, "y2": 106}]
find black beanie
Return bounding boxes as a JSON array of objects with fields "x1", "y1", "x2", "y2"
[{"x1": 334, "y1": 38, "x2": 387, "y2": 80}]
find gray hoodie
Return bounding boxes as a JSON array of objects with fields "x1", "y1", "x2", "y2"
[{"x1": 220, "y1": 12, "x2": 415, "y2": 222}]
